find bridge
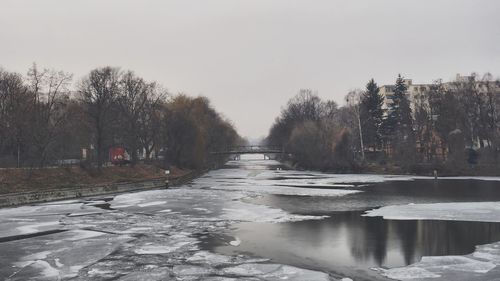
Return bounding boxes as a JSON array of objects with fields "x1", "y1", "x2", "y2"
[{"x1": 210, "y1": 145, "x2": 284, "y2": 155}]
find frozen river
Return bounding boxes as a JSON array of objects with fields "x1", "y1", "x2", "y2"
[{"x1": 3, "y1": 155, "x2": 500, "y2": 280}]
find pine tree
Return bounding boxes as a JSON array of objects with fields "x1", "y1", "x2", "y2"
[
  {"x1": 384, "y1": 74, "x2": 415, "y2": 162},
  {"x1": 360, "y1": 79, "x2": 384, "y2": 150}
]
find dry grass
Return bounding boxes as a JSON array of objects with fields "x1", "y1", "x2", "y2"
[{"x1": 0, "y1": 164, "x2": 191, "y2": 194}]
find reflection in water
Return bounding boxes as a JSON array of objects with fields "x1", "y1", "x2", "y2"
[{"x1": 205, "y1": 211, "x2": 500, "y2": 271}]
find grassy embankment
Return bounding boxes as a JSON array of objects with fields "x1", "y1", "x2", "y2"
[{"x1": 0, "y1": 164, "x2": 191, "y2": 195}]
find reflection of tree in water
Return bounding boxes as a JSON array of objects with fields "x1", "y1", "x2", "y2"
[
  {"x1": 345, "y1": 212, "x2": 389, "y2": 266},
  {"x1": 410, "y1": 220, "x2": 500, "y2": 257},
  {"x1": 342, "y1": 211, "x2": 500, "y2": 267},
  {"x1": 393, "y1": 220, "x2": 418, "y2": 264},
  {"x1": 391, "y1": 219, "x2": 500, "y2": 265},
  {"x1": 368, "y1": 216, "x2": 389, "y2": 265}
]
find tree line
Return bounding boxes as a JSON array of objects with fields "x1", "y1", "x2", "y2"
[
  {"x1": 267, "y1": 73, "x2": 500, "y2": 173},
  {"x1": 0, "y1": 64, "x2": 241, "y2": 170}
]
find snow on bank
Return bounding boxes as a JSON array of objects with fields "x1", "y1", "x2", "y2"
[
  {"x1": 375, "y1": 241, "x2": 500, "y2": 280},
  {"x1": 364, "y1": 202, "x2": 500, "y2": 222}
]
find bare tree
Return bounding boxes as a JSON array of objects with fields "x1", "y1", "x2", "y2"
[
  {"x1": 0, "y1": 70, "x2": 31, "y2": 167},
  {"x1": 137, "y1": 85, "x2": 167, "y2": 161},
  {"x1": 78, "y1": 67, "x2": 120, "y2": 170},
  {"x1": 27, "y1": 63, "x2": 73, "y2": 166},
  {"x1": 117, "y1": 71, "x2": 167, "y2": 163}
]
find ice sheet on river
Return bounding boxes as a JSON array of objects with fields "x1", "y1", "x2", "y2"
[
  {"x1": 110, "y1": 188, "x2": 329, "y2": 223},
  {"x1": 375, "y1": 241, "x2": 500, "y2": 280},
  {"x1": 364, "y1": 201, "x2": 500, "y2": 222},
  {"x1": 2, "y1": 229, "x2": 132, "y2": 280},
  {"x1": 210, "y1": 162, "x2": 500, "y2": 187},
  {"x1": 0, "y1": 200, "x2": 111, "y2": 239},
  {"x1": 207, "y1": 182, "x2": 360, "y2": 197}
]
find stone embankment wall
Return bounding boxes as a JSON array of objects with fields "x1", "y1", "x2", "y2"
[{"x1": 0, "y1": 170, "x2": 207, "y2": 208}]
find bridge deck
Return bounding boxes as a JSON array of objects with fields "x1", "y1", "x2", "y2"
[{"x1": 210, "y1": 146, "x2": 284, "y2": 155}]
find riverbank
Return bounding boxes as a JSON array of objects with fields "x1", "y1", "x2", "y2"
[
  {"x1": 281, "y1": 159, "x2": 500, "y2": 177},
  {"x1": 0, "y1": 164, "x2": 205, "y2": 208}
]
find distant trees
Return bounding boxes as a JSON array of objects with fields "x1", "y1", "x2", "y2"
[
  {"x1": 0, "y1": 65, "x2": 73, "y2": 167},
  {"x1": 268, "y1": 72, "x2": 500, "y2": 173},
  {"x1": 162, "y1": 95, "x2": 240, "y2": 169},
  {"x1": 0, "y1": 64, "x2": 240, "y2": 170},
  {"x1": 267, "y1": 89, "x2": 337, "y2": 149},
  {"x1": 267, "y1": 89, "x2": 355, "y2": 170}
]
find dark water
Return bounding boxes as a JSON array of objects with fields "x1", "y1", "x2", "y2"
[
  {"x1": 257, "y1": 179, "x2": 500, "y2": 214},
  {"x1": 201, "y1": 175, "x2": 500, "y2": 279}
]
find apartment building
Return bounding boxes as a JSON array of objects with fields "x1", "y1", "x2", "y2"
[{"x1": 379, "y1": 74, "x2": 499, "y2": 111}]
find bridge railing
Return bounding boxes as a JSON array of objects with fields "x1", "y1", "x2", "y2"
[{"x1": 210, "y1": 145, "x2": 284, "y2": 155}]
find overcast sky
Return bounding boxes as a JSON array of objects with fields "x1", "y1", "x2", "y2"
[{"x1": 1, "y1": 0, "x2": 499, "y2": 138}]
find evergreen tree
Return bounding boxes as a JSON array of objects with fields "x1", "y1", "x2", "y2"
[
  {"x1": 385, "y1": 75, "x2": 413, "y2": 135},
  {"x1": 384, "y1": 74, "x2": 415, "y2": 162},
  {"x1": 360, "y1": 79, "x2": 384, "y2": 150}
]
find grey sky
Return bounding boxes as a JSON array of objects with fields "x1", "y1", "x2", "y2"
[{"x1": 1, "y1": 0, "x2": 499, "y2": 138}]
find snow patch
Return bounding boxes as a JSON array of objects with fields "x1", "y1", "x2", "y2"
[
  {"x1": 138, "y1": 201, "x2": 167, "y2": 207},
  {"x1": 229, "y1": 237, "x2": 241, "y2": 246},
  {"x1": 186, "y1": 251, "x2": 233, "y2": 265},
  {"x1": 120, "y1": 227, "x2": 152, "y2": 233},
  {"x1": 134, "y1": 242, "x2": 191, "y2": 254},
  {"x1": 65, "y1": 229, "x2": 105, "y2": 241},
  {"x1": 16, "y1": 221, "x2": 60, "y2": 234},
  {"x1": 32, "y1": 260, "x2": 60, "y2": 278}
]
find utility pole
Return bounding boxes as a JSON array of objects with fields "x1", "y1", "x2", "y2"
[
  {"x1": 346, "y1": 90, "x2": 365, "y2": 161},
  {"x1": 356, "y1": 105, "x2": 365, "y2": 161}
]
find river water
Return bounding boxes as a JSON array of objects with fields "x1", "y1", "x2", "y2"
[
  {"x1": 198, "y1": 156, "x2": 500, "y2": 280},
  {"x1": 2, "y1": 155, "x2": 500, "y2": 280}
]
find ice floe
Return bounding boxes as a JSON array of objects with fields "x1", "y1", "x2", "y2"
[
  {"x1": 377, "y1": 254, "x2": 496, "y2": 280},
  {"x1": 64, "y1": 229, "x2": 105, "y2": 241},
  {"x1": 221, "y1": 200, "x2": 328, "y2": 223},
  {"x1": 137, "y1": 201, "x2": 167, "y2": 207},
  {"x1": 16, "y1": 221, "x2": 61, "y2": 234},
  {"x1": 134, "y1": 242, "x2": 191, "y2": 254},
  {"x1": 229, "y1": 237, "x2": 241, "y2": 246},
  {"x1": 372, "y1": 240, "x2": 500, "y2": 280},
  {"x1": 364, "y1": 201, "x2": 500, "y2": 222},
  {"x1": 209, "y1": 184, "x2": 360, "y2": 197}
]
